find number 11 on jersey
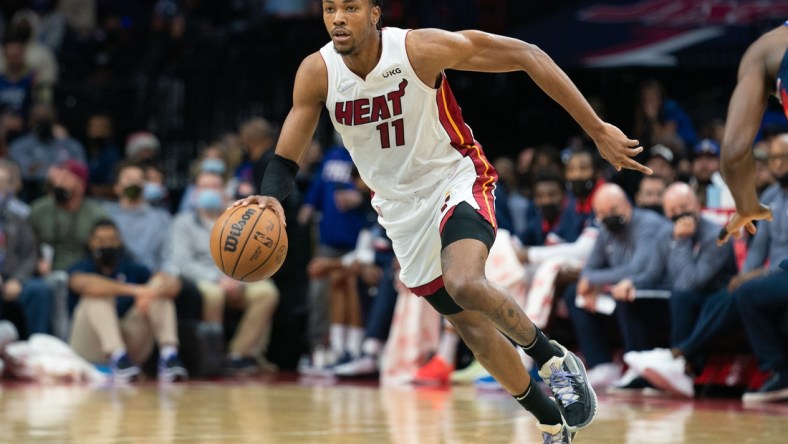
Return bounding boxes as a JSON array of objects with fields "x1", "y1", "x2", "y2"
[{"x1": 376, "y1": 118, "x2": 405, "y2": 149}]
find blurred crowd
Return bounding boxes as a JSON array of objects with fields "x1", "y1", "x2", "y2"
[{"x1": 0, "y1": 0, "x2": 785, "y2": 405}]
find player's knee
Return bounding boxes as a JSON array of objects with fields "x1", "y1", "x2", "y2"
[{"x1": 444, "y1": 276, "x2": 486, "y2": 311}]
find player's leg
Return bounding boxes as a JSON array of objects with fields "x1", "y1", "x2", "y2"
[{"x1": 438, "y1": 202, "x2": 596, "y2": 431}]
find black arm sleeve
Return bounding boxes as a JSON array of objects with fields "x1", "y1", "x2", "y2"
[{"x1": 260, "y1": 154, "x2": 300, "y2": 202}]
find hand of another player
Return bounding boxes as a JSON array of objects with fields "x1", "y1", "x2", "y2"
[
  {"x1": 591, "y1": 123, "x2": 652, "y2": 175},
  {"x1": 231, "y1": 195, "x2": 287, "y2": 228},
  {"x1": 673, "y1": 216, "x2": 697, "y2": 239},
  {"x1": 717, "y1": 203, "x2": 773, "y2": 246}
]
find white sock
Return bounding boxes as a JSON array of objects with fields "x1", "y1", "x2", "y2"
[
  {"x1": 361, "y1": 338, "x2": 383, "y2": 357},
  {"x1": 437, "y1": 329, "x2": 459, "y2": 365},
  {"x1": 110, "y1": 348, "x2": 127, "y2": 362},
  {"x1": 160, "y1": 345, "x2": 178, "y2": 360},
  {"x1": 347, "y1": 327, "x2": 365, "y2": 358},
  {"x1": 329, "y1": 324, "x2": 347, "y2": 356}
]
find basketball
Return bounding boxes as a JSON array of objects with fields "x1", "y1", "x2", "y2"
[{"x1": 209, "y1": 205, "x2": 288, "y2": 282}]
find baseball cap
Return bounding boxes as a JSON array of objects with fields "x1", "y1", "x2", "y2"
[
  {"x1": 693, "y1": 139, "x2": 721, "y2": 157},
  {"x1": 58, "y1": 159, "x2": 89, "y2": 186},
  {"x1": 648, "y1": 144, "x2": 674, "y2": 164}
]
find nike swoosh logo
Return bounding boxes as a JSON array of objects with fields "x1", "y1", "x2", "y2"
[{"x1": 338, "y1": 81, "x2": 355, "y2": 92}]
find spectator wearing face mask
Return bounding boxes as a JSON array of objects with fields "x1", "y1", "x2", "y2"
[
  {"x1": 165, "y1": 171, "x2": 280, "y2": 375},
  {"x1": 68, "y1": 219, "x2": 186, "y2": 382},
  {"x1": 622, "y1": 183, "x2": 738, "y2": 398},
  {"x1": 28, "y1": 160, "x2": 106, "y2": 339},
  {"x1": 9, "y1": 103, "x2": 85, "y2": 202},
  {"x1": 634, "y1": 175, "x2": 668, "y2": 216},
  {"x1": 562, "y1": 184, "x2": 672, "y2": 390},
  {"x1": 521, "y1": 171, "x2": 567, "y2": 246},
  {"x1": 141, "y1": 163, "x2": 171, "y2": 211},
  {"x1": 84, "y1": 112, "x2": 122, "y2": 200},
  {"x1": 555, "y1": 150, "x2": 604, "y2": 244},
  {"x1": 178, "y1": 145, "x2": 229, "y2": 213},
  {"x1": 0, "y1": 159, "x2": 31, "y2": 218}
]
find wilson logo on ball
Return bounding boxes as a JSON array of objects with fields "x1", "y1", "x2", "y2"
[{"x1": 224, "y1": 208, "x2": 257, "y2": 252}]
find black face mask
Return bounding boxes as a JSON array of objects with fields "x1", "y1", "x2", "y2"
[
  {"x1": 53, "y1": 187, "x2": 72, "y2": 205},
  {"x1": 670, "y1": 211, "x2": 697, "y2": 223},
  {"x1": 539, "y1": 203, "x2": 562, "y2": 222},
  {"x1": 123, "y1": 184, "x2": 143, "y2": 200},
  {"x1": 602, "y1": 215, "x2": 627, "y2": 233},
  {"x1": 92, "y1": 247, "x2": 123, "y2": 268},
  {"x1": 568, "y1": 178, "x2": 595, "y2": 199},
  {"x1": 34, "y1": 120, "x2": 54, "y2": 140},
  {"x1": 777, "y1": 173, "x2": 788, "y2": 189},
  {"x1": 88, "y1": 136, "x2": 110, "y2": 147},
  {"x1": 641, "y1": 204, "x2": 663, "y2": 216}
]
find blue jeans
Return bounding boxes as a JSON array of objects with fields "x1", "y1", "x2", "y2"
[
  {"x1": 733, "y1": 269, "x2": 788, "y2": 375},
  {"x1": 17, "y1": 278, "x2": 54, "y2": 337},
  {"x1": 365, "y1": 251, "x2": 398, "y2": 342},
  {"x1": 563, "y1": 282, "x2": 670, "y2": 368},
  {"x1": 670, "y1": 288, "x2": 740, "y2": 371}
]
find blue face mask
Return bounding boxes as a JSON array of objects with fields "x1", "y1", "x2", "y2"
[
  {"x1": 143, "y1": 182, "x2": 166, "y2": 202},
  {"x1": 201, "y1": 158, "x2": 226, "y2": 175},
  {"x1": 196, "y1": 189, "x2": 223, "y2": 211}
]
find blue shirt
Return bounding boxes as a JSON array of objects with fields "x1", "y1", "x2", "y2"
[
  {"x1": 0, "y1": 73, "x2": 34, "y2": 117},
  {"x1": 88, "y1": 145, "x2": 123, "y2": 186},
  {"x1": 68, "y1": 256, "x2": 151, "y2": 317},
  {"x1": 305, "y1": 146, "x2": 365, "y2": 250}
]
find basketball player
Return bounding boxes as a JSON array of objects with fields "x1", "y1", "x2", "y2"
[
  {"x1": 716, "y1": 22, "x2": 788, "y2": 244},
  {"x1": 235, "y1": 1, "x2": 650, "y2": 442}
]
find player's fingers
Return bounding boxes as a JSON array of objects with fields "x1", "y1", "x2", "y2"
[
  {"x1": 745, "y1": 221, "x2": 757, "y2": 235},
  {"x1": 624, "y1": 146, "x2": 644, "y2": 157},
  {"x1": 620, "y1": 157, "x2": 652, "y2": 175},
  {"x1": 627, "y1": 139, "x2": 640, "y2": 148}
]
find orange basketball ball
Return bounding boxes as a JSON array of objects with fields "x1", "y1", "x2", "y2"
[{"x1": 209, "y1": 205, "x2": 288, "y2": 282}]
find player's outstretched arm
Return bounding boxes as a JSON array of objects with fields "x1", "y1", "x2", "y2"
[
  {"x1": 718, "y1": 39, "x2": 774, "y2": 244},
  {"x1": 407, "y1": 29, "x2": 649, "y2": 174},
  {"x1": 233, "y1": 53, "x2": 328, "y2": 227}
]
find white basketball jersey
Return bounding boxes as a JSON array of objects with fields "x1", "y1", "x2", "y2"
[{"x1": 320, "y1": 27, "x2": 496, "y2": 203}]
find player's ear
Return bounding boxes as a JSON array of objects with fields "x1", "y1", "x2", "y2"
[{"x1": 372, "y1": 4, "x2": 381, "y2": 29}]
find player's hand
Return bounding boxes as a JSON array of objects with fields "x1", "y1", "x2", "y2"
[
  {"x1": 231, "y1": 195, "x2": 287, "y2": 228},
  {"x1": 717, "y1": 203, "x2": 773, "y2": 246},
  {"x1": 591, "y1": 123, "x2": 652, "y2": 175}
]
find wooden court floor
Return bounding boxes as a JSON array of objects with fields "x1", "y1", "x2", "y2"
[{"x1": 0, "y1": 378, "x2": 786, "y2": 443}]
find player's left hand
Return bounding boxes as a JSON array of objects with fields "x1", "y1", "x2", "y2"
[
  {"x1": 592, "y1": 123, "x2": 652, "y2": 175},
  {"x1": 717, "y1": 203, "x2": 773, "y2": 246}
]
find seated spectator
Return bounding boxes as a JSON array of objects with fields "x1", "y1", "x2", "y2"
[
  {"x1": 0, "y1": 159, "x2": 31, "y2": 218},
  {"x1": 753, "y1": 141, "x2": 775, "y2": 196},
  {"x1": 689, "y1": 139, "x2": 734, "y2": 219},
  {"x1": 68, "y1": 219, "x2": 187, "y2": 382},
  {"x1": 645, "y1": 144, "x2": 677, "y2": 185},
  {"x1": 730, "y1": 133, "x2": 788, "y2": 403},
  {"x1": 553, "y1": 150, "x2": 603, "y2": 243},
  {"x1": 562, "y1": 184, "x2": 671, "y2": 390},
  {"x1": 84, "y1": 112, "x2": 122, "y2": 200},
  {"x1": 3, "y1": 13, "x2": 58, "y2": 102},
  {"x1": 0, "y1": 194, "x2": 53, "y2": 338},
  {"x1": 103, "y1": 162, "x2": 172, "y2": 272},
  {"x1": 141, "y1": 162, "x2": 171, "y2": 211},
  {"x1": 521, "y1": 171, "x2": 566, "y2": 246},
  {"x1": 9, "y1": 103, "x2": 85, "y2": 201},
  {"x1": 29, "y1": 160, "x2": 106, "y2": 338},
  {"x1": 634, "y1": 175, "x2": 667, "y2": 216},
  {"x1": 0, "y1": 36, "x2": 34, "y2": 123},
  {"x1": 30, "y1": 160, "x2": 106, "y2": 272},
  {"x1": 166, "y1": 171, "x2": 280, "y2": 375},
  {"x1": 622, "y1": 183, "x2": 739, "y2": 398},
  {"x1": 178, "y1": 145, "x2": 230, "y2": 213}
]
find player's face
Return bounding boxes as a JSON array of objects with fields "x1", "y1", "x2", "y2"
[{"x1": 323, "y1": 0, "x2": 380, "y2": 56}]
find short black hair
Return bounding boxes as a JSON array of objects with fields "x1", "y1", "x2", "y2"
[
  {"x1": 90, "y1": 218, "x2": 119, "y2": 237},
  {"x1": 533, "y1": 170, "x2": 565, "y2": 191}
]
